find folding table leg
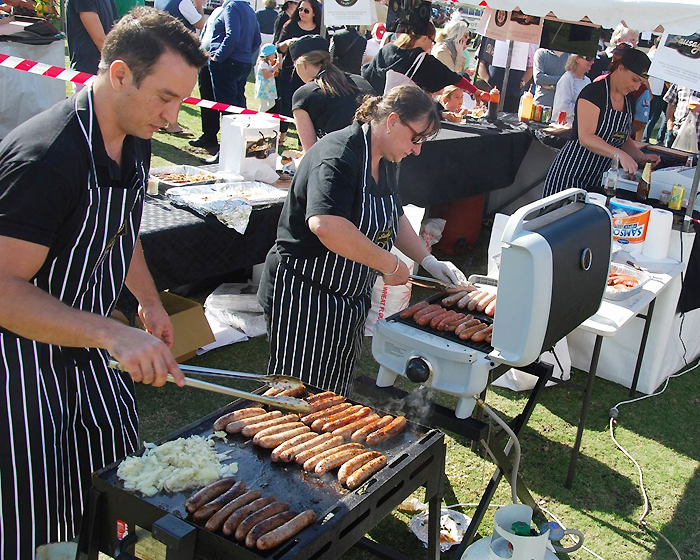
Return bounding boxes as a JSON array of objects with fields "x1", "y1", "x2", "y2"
[
  {"x1": 629, "y1": 298, "x2": 656, "y2": 397},
  {"x1": 566, "y1": 334, "x2": 603, "y2": 488}
]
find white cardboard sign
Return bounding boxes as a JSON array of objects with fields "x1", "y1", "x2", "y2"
[
  {"x1": 323, "y1": 0, "x2": 373, "y2": 27},
  {"x1": 476, "y1": 7, "x2": 543, "y2": 45},
  {"x1": 648, "y1": 31, "x2": 700, "y2": 91}
]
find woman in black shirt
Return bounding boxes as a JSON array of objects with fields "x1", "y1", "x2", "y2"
[
  {"x1": 275, "y1": 0, "x2": 322, "y2": 121},
  {"x1": 543, "y1": 48, "x2": 659, "y2": 196},
  {"x1": 290, "y1": 35, "x2": 374, "y2": 151},
  {"x1": 362, "y1": 21, "x2": 488, "y2": 101},
  {"x1": 258, "y1": 85, "x2": 466, "y2": 395}
]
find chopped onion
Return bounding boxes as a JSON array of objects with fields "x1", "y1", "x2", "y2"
[{"x1": 117, "y1": 435, "x2": 237, "y2": 497}]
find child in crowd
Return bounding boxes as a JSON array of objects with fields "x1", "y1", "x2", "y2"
[
  {"x1": 256, "y1": 43, "x2": 281, "y2": 113},
  {"x1": 437, "y1": 85, "x2": 466, "y2": 122}
]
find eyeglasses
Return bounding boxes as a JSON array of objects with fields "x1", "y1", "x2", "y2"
[
  {"x1": 298, "y1": 7, "x2": 311, "y2": 13},
  {"x1": 401, "y1": 119, "x2": 430, "y2": 145},
  {"x1": 579, "y1": 55, "x2": 593, "y2": 61}
]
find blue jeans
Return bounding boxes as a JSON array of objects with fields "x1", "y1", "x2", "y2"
[{"x1": 209, "y1": 58, "x2": 253, "y2": 110}]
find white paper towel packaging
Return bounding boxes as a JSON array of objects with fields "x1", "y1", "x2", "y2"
[{"x1": 642, "y1": 208, "x2": 673, "y2": 260}]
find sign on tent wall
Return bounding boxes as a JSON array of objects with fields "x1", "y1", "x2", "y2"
[
  {"x1": 650, "y1": 31, "x2": 700, "y2": 92},
  {"x1": 323, "y1": 0, "x2": 376, "y2": 26}
]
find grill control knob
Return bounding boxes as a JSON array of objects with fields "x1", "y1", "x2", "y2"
[{"x1": 405, "y1": 357, "x2": 431, "y2": 383}]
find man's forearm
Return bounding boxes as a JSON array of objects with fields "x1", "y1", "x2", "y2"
[{"x1": 124, "y1": 238, "x2": 161, "y2": 308}]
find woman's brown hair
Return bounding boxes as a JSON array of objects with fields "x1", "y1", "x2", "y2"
[
  {"x1": 296, "y1": 50, "x2": 357, "y2": 98},
  {"x1": 354, "y1": 84, "x2": 440, "y2": 139}
]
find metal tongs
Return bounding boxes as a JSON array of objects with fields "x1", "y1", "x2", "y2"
[
  {"x1": 408, "y1": 275, "x2": 474, "y2": 292},
  {"x1": 107, "y1": 360, "x2": 310, "y2": 414}
]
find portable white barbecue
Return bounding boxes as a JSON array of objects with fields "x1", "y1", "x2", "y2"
[{"x1": 373, "y1": 189, "x2": 613, "y2": 418}]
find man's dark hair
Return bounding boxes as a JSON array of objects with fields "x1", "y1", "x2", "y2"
[{"x1": 99, "y1": 7, "x2": 207, "y2": 86}]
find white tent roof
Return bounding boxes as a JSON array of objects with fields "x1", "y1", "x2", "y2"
[{"x1": 480, "y1": 0, "x2": 700, "y2": 35}]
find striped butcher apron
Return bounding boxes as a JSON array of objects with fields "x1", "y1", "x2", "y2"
[
  {"x1": 0, "y1": 87, "x2": 144, "y2": 559},
  {"x1": 543, "y1": 78, "x2": 632, "y2": 197},
  {"x1": 266, "y1": 125, "x2": 400, "y2": 396}
]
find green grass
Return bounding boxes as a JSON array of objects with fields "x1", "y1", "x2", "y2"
[{"x1": 136, "y1": 75, "x2": 700, "y2": 560}]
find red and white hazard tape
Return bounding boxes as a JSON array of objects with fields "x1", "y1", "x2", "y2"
[{"x1": 0, "y1": 52, "x2": 293, "y2": 122}]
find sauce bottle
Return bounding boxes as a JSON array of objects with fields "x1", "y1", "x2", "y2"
[
  {"x1": 636, "y1": 162, "x2": 651, "y2": 202},
  {"x1": 488, "y1": 87, "x2": 500, "y2": 121},
  {"x1": 518, "y1": 91, "x2": 533, "y2": 122}
]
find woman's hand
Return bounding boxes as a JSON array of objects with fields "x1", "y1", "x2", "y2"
[
  {"x1": 421, "y1": 255, "x2": 467, "y2": 286},
  {"x1": 618, "y1": 151, "x2": 639, "y2": 175},
  {"x1": 642, "y1": 153, "x2": 661, "y2": 168},
  {"x1": 382, "y1": 256, "x2": 410, "y2": 286}
]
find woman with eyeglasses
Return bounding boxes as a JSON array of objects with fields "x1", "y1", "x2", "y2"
[
  {"x1": 275, "y1": 0, "x2": 322, "y2": 131},
  {"x1": 543, "y1": 48, "x2": 660, "y2": 197},
  {"x1": 362, "y1": 21, "x2": 489, "y2": 102},
  {"x1": 290, "y1": 35, "x2": 374, "y2": 152},
  {"x1": 258, "y1": 85, "x2": 466, "y2": 395},
  {"x1": 550, "y1": 54, "x2": 593, "y2": 127}
]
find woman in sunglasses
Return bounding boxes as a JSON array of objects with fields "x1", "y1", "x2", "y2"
[
  {"x1": 551, "y1": 54, "x2": 593, "y2": 127},
  {"x1": 275, "y1": 0, "x2": 322, "y2": 134},
  {"x1": 258, "y1": 85, "x2": 465, "y2": 395},
  {"x1": 543, "y1": 48, "x2": 659, "y2": 197}
]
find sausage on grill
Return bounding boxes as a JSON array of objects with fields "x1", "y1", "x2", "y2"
[
  {"x1": 213, "y1": 408, "x2": 266, "y2": 431},
  {"x1": 399, "y1": 301, "x2": 430, "y2": 320},
  {"x1": 294, "y1": 436, "x2": 345, "y2": 466},
  {"x1": 454, "y1": 318, "x2": 480, "y2": 336},
  {"x1": 245, "y1": 511, "x2": 296, "y2": 548},
  {"x1": 430, "y1": 309, "x2": 456, "y2": 329},
  {"x1": 270, "y1": 432, "x2": 318, "y2": 461},
  {"x1": 279, "y1": 433, "x2": 334, "y2": 463},
  {"x1": 222, "y1": 496, "x2": 277, "y2": 536},
  {"x1": 226, "y1": 411, "x2": 283, "y2": 434},
  {"x1": 415, "y1": 307, "x2": 446, "y2": 327},
  {"x1": 311, "y1": 404, "x2": 362, "y2": 431},
  {"x1": 256, "y1": 510, "x2": 317, "y2": 551},
  {"x1": 337, "y1": 451, "x2": 383, "y2": 485},
  {"x1": 300, "y1": 402, "x2": 352, "y2": 425},
  {"x1": 235, "y1": 501, "x2": 290, "y2": 540},
  {"x1": 321, "y1": 407, "x2": 371, "y2": 432},
  {"x1": 193, "y1": 482, "x2": 248, "y2": 523},
  {"x1": 309, "y1": 395, "x2": 346, "y2": 413},
  {"x1": 471, "y1": 324, "x2": 493, "y2": 343},
  {"x1": 458, "y1": 322, "x2": 489, "y2": 340},
  {"x1": 302, "y1": 443, "x2": 364, "y2": 472},
  {"x1": 314, "y1": 448, "x2": 365, "y2": 475},
  {"x1": 332, "y1": 413, "x2": 379, "y2": 440},
  {"x1": 306, "y1": 391, "x2": 336, "y2": 403},
  {"x1": 203, "y1": 485, "x2": 258, "y2": 532},
  {"x1": 351, "y1": 415, "x2": 393, "y2": 443},
  {"x1": 255, "y1": 425, "x2": 311, "y2": 448},
  {"x1": 365, "y1": 416, "x2": 406, "y2": 446},
  {"x1": 185, "y1": 477, "x2": 237, "y2": 513},
  {"x1": 241, "y1": 415, "x2": 299, "y2": 437},
  {"x1": 346, "y1": 456, "x2": 388, "y2": 490}
]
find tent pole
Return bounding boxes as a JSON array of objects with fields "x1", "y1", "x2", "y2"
[
  {"x1": 498, "y1": 39, "x2": 513, "y2": 114},
  {"x1": 683, "y1": 163, "x2": 700, "y2": 232}
]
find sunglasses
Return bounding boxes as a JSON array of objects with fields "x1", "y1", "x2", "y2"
[
  {"x1": 401, "y1": 119, "x2": 430, "y2": 145},
  {"x1": 579, "y1": 55, "x2": 593, "y2": 61},
  {"x1": 298, "y1": 7, "x2": 311, "y2": 13}
]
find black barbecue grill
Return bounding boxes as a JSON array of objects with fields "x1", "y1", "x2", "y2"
[{"x1": 77, "y1": 386, "x2": 446, "y2": 560}]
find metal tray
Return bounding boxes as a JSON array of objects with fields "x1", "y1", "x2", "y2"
[
  {"x1": 83, "y1": 388, "x2": 445, "y2": 560},
  {"x1": 604, "y1": 263, "x2": 651, "y2": 301},
  {"x1": 150, "y1": 165, "x2": 220, "y2": 188}
]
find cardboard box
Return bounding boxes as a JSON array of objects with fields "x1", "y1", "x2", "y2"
[{"x1": 111, "y1": 292, "x2": 215, "y2": 363}]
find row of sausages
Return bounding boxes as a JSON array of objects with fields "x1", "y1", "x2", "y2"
[
  {"x1": 399, "y1": 301, "x2": 493, "y2": 343},
  {"x1": 441, "y1": 288, "x2": 498, "y2": 317},
  {"x1": 184, "y1": 477, "x2": 315, "y2": 550}
]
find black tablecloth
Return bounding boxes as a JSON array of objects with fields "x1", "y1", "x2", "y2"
[
  {"x1": 396, "y1": 118, "x2": 532, "y2": 207},
  {"x1": 139, "y1": 195, "x2": 282, "y2": 291}
]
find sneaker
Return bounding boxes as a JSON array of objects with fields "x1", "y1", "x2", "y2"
[
  {"x1": 189, "y1": 136, "x2": 219, "y2": 148},
  {"x1": 204, "y1": 152, "x2": 219, "y2": 164}
]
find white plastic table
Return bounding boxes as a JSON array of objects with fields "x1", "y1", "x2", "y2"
[{"x1": 565, "y1": 260, "x2": 685, "y2": 487}]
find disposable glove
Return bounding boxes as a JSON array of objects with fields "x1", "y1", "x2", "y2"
[{"x1": 421, "y1": 255, "x2": 467, "y2": 286}]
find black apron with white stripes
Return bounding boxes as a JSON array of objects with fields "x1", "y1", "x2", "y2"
[
  {"x1": 543, "y1": 78, "x2": 632, "y2": 197},
  {"x1": 0, "y1": 87, "x2": 144, "y2": 559},
  {"x1": 267, "y1": 125, "x2": 399, "y2": 396}
]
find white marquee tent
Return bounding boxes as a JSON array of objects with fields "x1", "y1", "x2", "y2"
[{"x1": 478, "y1": 0, "x2": 700, "y2": 34}]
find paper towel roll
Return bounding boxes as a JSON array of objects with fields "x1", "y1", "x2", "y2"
[{"x1": 642, "y1": 208, "x2": 673, "y2": 260}]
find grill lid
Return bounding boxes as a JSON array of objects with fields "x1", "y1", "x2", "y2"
[{"x1": 490, "y1": 189, "x2": 611, "y2": 366}]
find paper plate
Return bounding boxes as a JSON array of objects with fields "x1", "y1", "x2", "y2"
[{"x1": 409, "y1": 508, "x2": 471, "y2": 552}]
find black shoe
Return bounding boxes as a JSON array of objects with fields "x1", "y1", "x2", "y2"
[
  {"x1": 189, "y1": 136, "x2": 218, "y2": 148},
  {"x1": 204, "y1": 152, "x2": 219, "y2": 164}
]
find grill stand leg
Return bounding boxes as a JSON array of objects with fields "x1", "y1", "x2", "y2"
[
  {"x1": 565, "y1": 334, "x2": 603, "y2": 488},
  {"x1": 353, "y1": 361, "x2": 553, "y2": 560},
  {"x1": 629, "y1": 298, "x2": 656, "y2": 397},
  {"x1": 75, "y1": 487, "x2": 103, "y2": 560}
]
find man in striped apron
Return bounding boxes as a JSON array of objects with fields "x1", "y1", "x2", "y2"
[
  {"x1": 0, "y1": 9, "x2": 206, "y2": 558},
  {"x1": 259, "y1": 85, "x2": 466, "y2": 396}
]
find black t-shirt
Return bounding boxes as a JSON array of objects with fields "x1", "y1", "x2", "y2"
[
  {"x1": 361, "y1": 43, "x2": 461, "y2": 94},
  {"x1": 277, "y1": 20, "x2": 322, "y2": 70},
  {"x1": 0, "y1": 90, "x2": 150, "y2": 257},
  {"x1": 65, "y1": 0, "x2": 118, "y2": 73},
  {"x1": 292, "y1": 74, "x2": 374, "y2": 140},
  {"x1": 588, "y1": 53, "x2": 610, "y2": 81},
  {"x1": 275, "y1": 121, "x2": 403, "y2": 258},
  {"x1": 273, "y1": 11, "x2": 289, "y2": 44},
  {"x1": 330, "y1": 28, "x2": 368, "y2": 75},
  {"x1": 572, "y1": 77, "x2": 634, "y2": 140}
]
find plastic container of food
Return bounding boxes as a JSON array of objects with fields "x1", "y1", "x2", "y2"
[{"x1": 604, "y1": 262, "x2": 650, "y2": 301}]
